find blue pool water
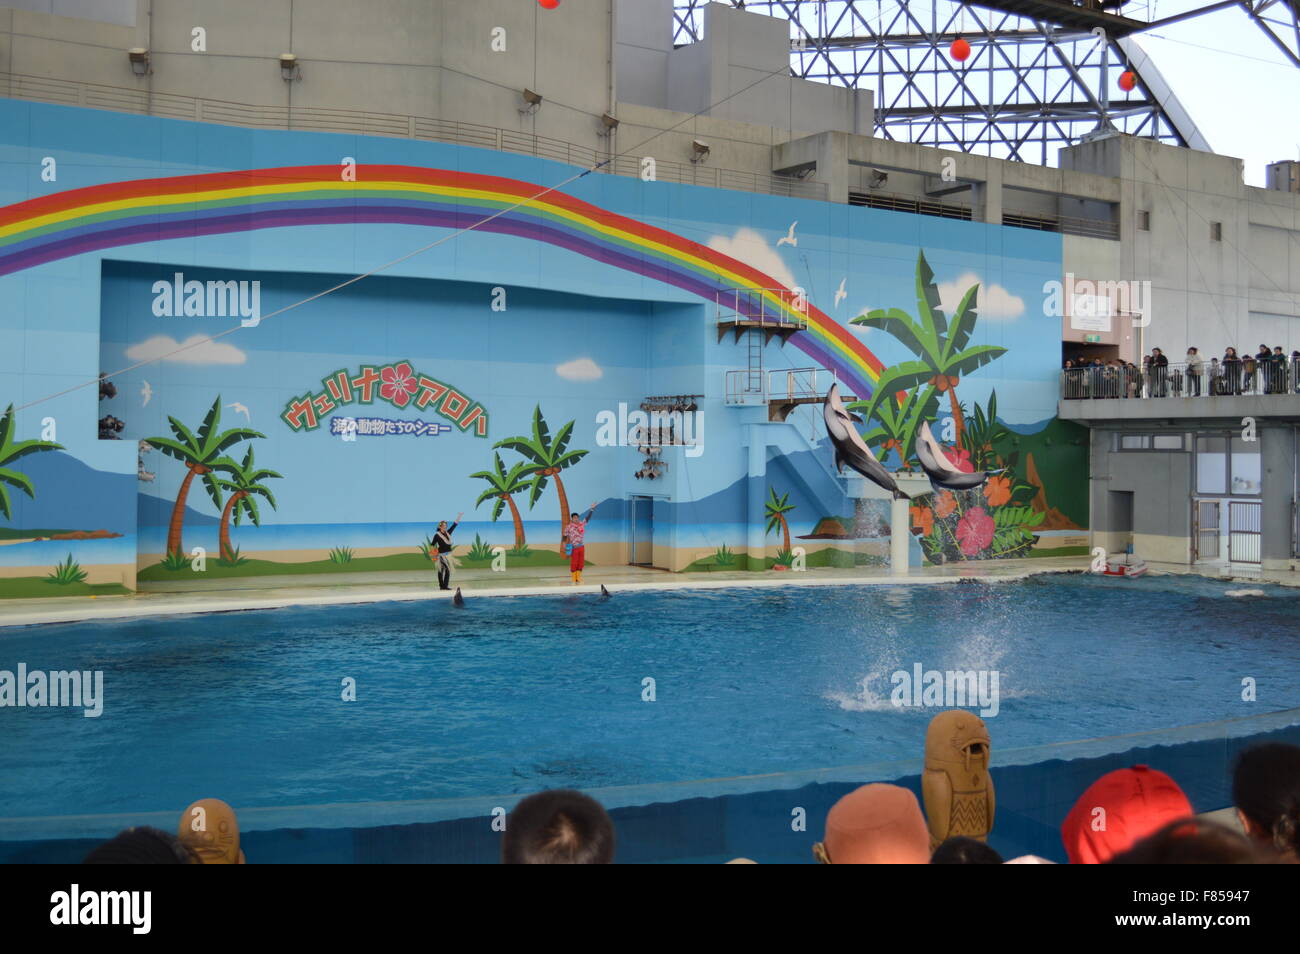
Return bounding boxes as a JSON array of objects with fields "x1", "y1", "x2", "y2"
[{"x1": 2, "y1": 573, "x2": 1299, "y2": 821}]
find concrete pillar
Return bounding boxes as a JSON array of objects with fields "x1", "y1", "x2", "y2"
[
  {"x1": 972, "y1": 163, "x2": 1003, "y2": 225},
  {"x1": 890, "y1": 495, "x2": 910, "y2": 574},
  {"x1": 1261, "y1": 425, "x2": 1295, "y2": 570},
  {"x1": 746, "y1": 424, "x2": 768, "y2": 571}
]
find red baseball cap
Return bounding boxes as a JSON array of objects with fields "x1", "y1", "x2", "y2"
[{"x1": 1061, "y1": 765, "x2": 1193, "y2": 864}]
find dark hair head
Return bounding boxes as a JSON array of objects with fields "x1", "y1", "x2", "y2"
[
  {"x1": 930, "y1": 836, "x2": 1003, "y2": 864},
  {"x1": 84, "y1": 827, "x2": 198, "y2": 864},
  {"x1": 502, "y1": 790, "x2": 615, "y2": 864},
  {"x1": 1233, "y1": 743, "x2": 1300, "y2": 857},
  {"x1": 1107, "y1": 818, "x2": 1264, "y2": 864},
  {"x1": 569, "y1": 512, "x2": 579, "y2": 520}
]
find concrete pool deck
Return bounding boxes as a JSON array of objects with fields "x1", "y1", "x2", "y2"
[{"x1": 0, "y1": 554, "x2": 1295, "y2": 629}]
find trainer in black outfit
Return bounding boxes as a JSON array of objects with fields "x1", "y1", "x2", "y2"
[{"x1": 433, "y1": 512, "x2": 463, "y2": 590}]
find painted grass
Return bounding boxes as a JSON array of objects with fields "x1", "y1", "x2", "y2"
[
  {"x1": 0, "y1": 579, "x2": 131, "y2": 599},
  {"x1": 138, "y1": 548, "x2": 577, "y2": 581},
  {"x1": 683, "y1": 547, "x2": 886, "y2": 573}
]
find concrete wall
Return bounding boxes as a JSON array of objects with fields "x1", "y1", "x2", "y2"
[{"x1": 1090, "y1": 429, "x2": 1193, "y2": 563}]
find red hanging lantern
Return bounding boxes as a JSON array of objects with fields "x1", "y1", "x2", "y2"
[
  {"x1": 950, "y1": 37, "x2": 971, "y2": 62},
  {"x1": 1118, "y1": 70, "x2": 1137, "y2": 92}
]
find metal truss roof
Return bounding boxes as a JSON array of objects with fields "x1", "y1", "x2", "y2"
[{"x1": 672, "y1": 1, "x2": 1300, "y2": 165}]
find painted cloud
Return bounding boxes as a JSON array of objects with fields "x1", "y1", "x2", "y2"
[
  {"x1": 556, "y1": 357, "x2": 603, "y2": 381},
  {"x1": 125, "y1": 334, "x2": 247, "y2": 365},
  {"x1": 936, "y1": 272, "x2": 1025, "y2": 319}
]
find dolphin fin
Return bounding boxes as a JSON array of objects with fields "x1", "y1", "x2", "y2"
[
  {"x1": 600, "y1": 584, "x2": 611, "y2": 598},
  {"x1": 452, "y1": 587, "x2": 465, "y2": 607}
]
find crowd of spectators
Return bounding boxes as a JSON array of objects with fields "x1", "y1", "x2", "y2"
[
  {"x1": 80, "y1": 737, "x2": 1300, "y2": 865},
  {"x1": 1064, "y1": 345, "x2": 1300, "y2": 399}
]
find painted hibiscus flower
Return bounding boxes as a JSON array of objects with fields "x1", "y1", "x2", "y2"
[
  {"x1": 934, "y1": 491, "x2": 958, "y2": 518},
  {"x1": 380, "y1": 362, "x2": 418, "y2": 407},
  {"x1": 910, "y1": 504, "x2": 933, "y2": 536},
  {"x1": 943, "y1": 445, "x2": 974, "y2": 474},
  {"x1": 984, "y1": 474, "x2": 1012, "y2": 507},
  {"x1": 956, "y1": 506, "x2": 995, "y2": 556}
]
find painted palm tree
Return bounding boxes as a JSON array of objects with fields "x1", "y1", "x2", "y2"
[
  {"x1": 470, "y1": 452, "x2": 531, "y2": 549},
  {"x1": 856, "y1": 385, "x2": 940, "y2": 471},
  {"x1": 0, "y1": 404, "x2": 63, "y2": 520},
  {"x1": 213, "y1": 445, "x2": 281, "y2": 562},
  {"x1": 147, "y1": 396, "x2": 264, "y2": 558},
  {"x1": 764, "y1": 487, "x2": 795, "y2": 552},
  {"x1": 850, "y1": 250, "x2": 1006, "y2": 447},
  {"x1": 493, "y1": 406, "x2": 588, "y2": 543}
]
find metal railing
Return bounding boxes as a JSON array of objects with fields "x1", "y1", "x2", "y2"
[
  {"x1": 714, "y1": 287, "x2": 810, "y2": 328},
  {"x1": 1062, "y1": 360, "x2": 1300, "y2": 400},
  {"x1": 0, "y1": 71, "x2": 828, "y2": 202},
  {"x1": 725, "y1": 367, "x2": 836, "y2": 405}
]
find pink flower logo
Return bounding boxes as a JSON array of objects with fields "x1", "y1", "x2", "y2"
[
  {"x1": 956, "y1": 506, "x2": 995, "y2": 556},
  {"x1": 380, "y1": 362, "x2": 418, "y2": 407},
  {"x1": 943, "y1": 445, "x2": 974, "y2": 474}
]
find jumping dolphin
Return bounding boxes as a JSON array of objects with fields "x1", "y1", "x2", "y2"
[
  {"x1": 822, "y1": 383, "x2": 908, "y2": 500},
  {"x1": 452, "y1": 587, "x2": 465, "y2": 607},
  {"x1": 914, "y1": 420, "x2": 994, "y2": 492}
]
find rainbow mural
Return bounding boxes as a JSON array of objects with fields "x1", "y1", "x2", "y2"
[{"x1": 0, "y1": 165, "x2": 884, "y2": 400}]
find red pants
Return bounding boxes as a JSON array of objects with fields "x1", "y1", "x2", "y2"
[{"x1": 569, "y1": 545, "x2": 585, "y2": 571}]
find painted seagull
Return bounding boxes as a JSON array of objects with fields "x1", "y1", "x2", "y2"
[
  {"x1": 822, "y1": 383, "x2": 908, "y2": 500},
  {"x1": 834, "y1": 277, "x2": 847, "y2": 308},
  {"x1": 777, "y1": 221, "x2": 798, "y2": 247},
  {"x1": 914, "y1": 420, "x2": 995, "y2": 492}
]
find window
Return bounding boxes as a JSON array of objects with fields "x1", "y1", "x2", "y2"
[
  {"x1": 1137, "y1": 210, "x2": 1150, "y2": 231},
  {"x1": 1230, "y1": 437, "x2": 1261, "y2": 495},
  {"x1": 1196, "y1": 435, "x2": 1228, "y2": 494},
  {"x1": 1210, "y1": 221, "x2": 1222, "y2": 241},
  {"x1": 1115, "y1": 432, "x2": 1187, "y2": 452}
]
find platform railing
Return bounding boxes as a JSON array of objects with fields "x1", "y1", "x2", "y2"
[
  {"x1": 714, "y1": 287, "x2": 810, "y2": 328},
  {"x1": 0, "y1": 71, "x2": 827, "y2": 201},
  {"x1": 1062, "y1": 359, "x2": 1300, "y2": 400},
  {"x1": 724, "y1": 366, "x2": 837, "y2": 405}
]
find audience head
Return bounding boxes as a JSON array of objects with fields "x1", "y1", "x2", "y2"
[
  {"x1": 931, "y1": 835, "x2": 1003, "y2": 864},
  {"x1": 1232, "y1": 742, "x2": 1300, "y2": 859},
  {"x1": 84, "y1": 827, "x2": 198, "y2": 864},
  {"x1": 1108, "y1": 818, "x2": 1265, "y2": 864},
  {"x1": 1061, "y1": 765, "x2": 1193, "y2": 864},
  {"x1": 178, "y1": 797, "x2": 245, "y2": 864},
  {"x1": 814, "y1": 783, "x2": 930, "y2": 864},
  {"x1": 501, "y1": 789, "x2": 615, "y2": 864}
]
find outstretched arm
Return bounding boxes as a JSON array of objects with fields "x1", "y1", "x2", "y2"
[{"x1": 585, "y1": 501, "x2": 598, "y2": 521}]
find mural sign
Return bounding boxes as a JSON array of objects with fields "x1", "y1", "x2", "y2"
[{"x1": 282, "y1": 362, "x2": 489, "y2": 437}]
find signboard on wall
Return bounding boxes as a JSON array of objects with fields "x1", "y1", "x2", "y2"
[
  {"x1": 281, "y1": 362, "x2": 489, "y2": 437},
  {"x1": 1070, "y1": 295, "x2": 1113, "y2": 333}
]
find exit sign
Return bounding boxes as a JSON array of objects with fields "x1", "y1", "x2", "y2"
[{"x1": 1084, "y1": 334, "x2": 1102, "y2": 343}]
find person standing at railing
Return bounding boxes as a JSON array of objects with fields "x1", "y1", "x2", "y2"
[
  {"x1": 1223, "y1": 348, "x2": 1242, "y2": 395},
  {"x1": 1149, "y1": 348, "x2": 1169, "y2": 397},
  {"x1": 1269, "y1": 346, "x2": 1287, "y2": 394},
  {"x1": 1186, "y1": 347, "x2": 1203, "y2": 397},
  {"x1": 1208, "y1": 357, "x2": 1223, "y2": 395},
  {"x1": 1292, "y1": 352, "x2": 1300, "y2": 393}
]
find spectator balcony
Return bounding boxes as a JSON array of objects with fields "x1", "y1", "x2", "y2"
[{"x1": 1059, "y1": 361, "x2": 1300, "y2": 424}]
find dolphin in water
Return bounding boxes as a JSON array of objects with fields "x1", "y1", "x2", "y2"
[
  {"x1": 914, "y1": 420, "x2": 994, "y2": 492},
  {"x1": 452, "y1": 587, "x2": 465, "y2": 607},
  {"x1": 822, "y1": 383, "x2": 908, "y2": 500},
  {"x1": 599, "y1": 584, "x2": 611, "y2": 599}
]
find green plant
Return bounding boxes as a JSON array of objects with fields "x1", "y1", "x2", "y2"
[
  {"x1": 713, "y1": 543, "x2": 736, "y2": 566},
  {"x1": 328, "y1": 546, "x2": 354, "y2": 564},
  {"x1": 493, "y1": 406, "x2": 589, "y2": 543},
  {"x1": 45, "y1": 553, "x2": 87, "y2": 585},
  {"x1": 216, "y1": 545, "x2": 248, "y2": 567},
  {"x1": 855, "y1": 385, "x2": 940, "y2": 470},
  {"x1": 159, "y1": 549, "x2": 191, "y2": 571},
  {"x1": 773, "y1": 547, "x2": 795, "y2": 568},
  {"x1": 146, "y1": 396, "x2": 264, "y2": 557},
  {"x1": 509, "y1": 542, "x2": 532, "y2": 557},
  {"x1": 764, "y1": 488, "x2": 795, "y2": 551},
  {"x1": 850, "y1": 251, "x2": 1007, "y2": 447},
  {"x1": 959, "y1": 390, "x2": 1011, "y2": 472},
  {"x1": 467, "y1": 534, "x2": 493, "y2": 560},
  {"x1": 213, "y1": 445, "x2": 281, "y2": 562},
  {"x1": 0, "y1": 404, "x2": 64, "y2": 519},
  {"x1": 418, "y1": 536, "x2": 436, "y2": 561},
  {"x1": 470, "y1": 452, "x2": 531, "y2": 548}
]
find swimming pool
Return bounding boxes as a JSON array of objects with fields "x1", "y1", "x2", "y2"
[{"x1": 2, "y1": 573, "x2": 1299, "y2": 824}]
